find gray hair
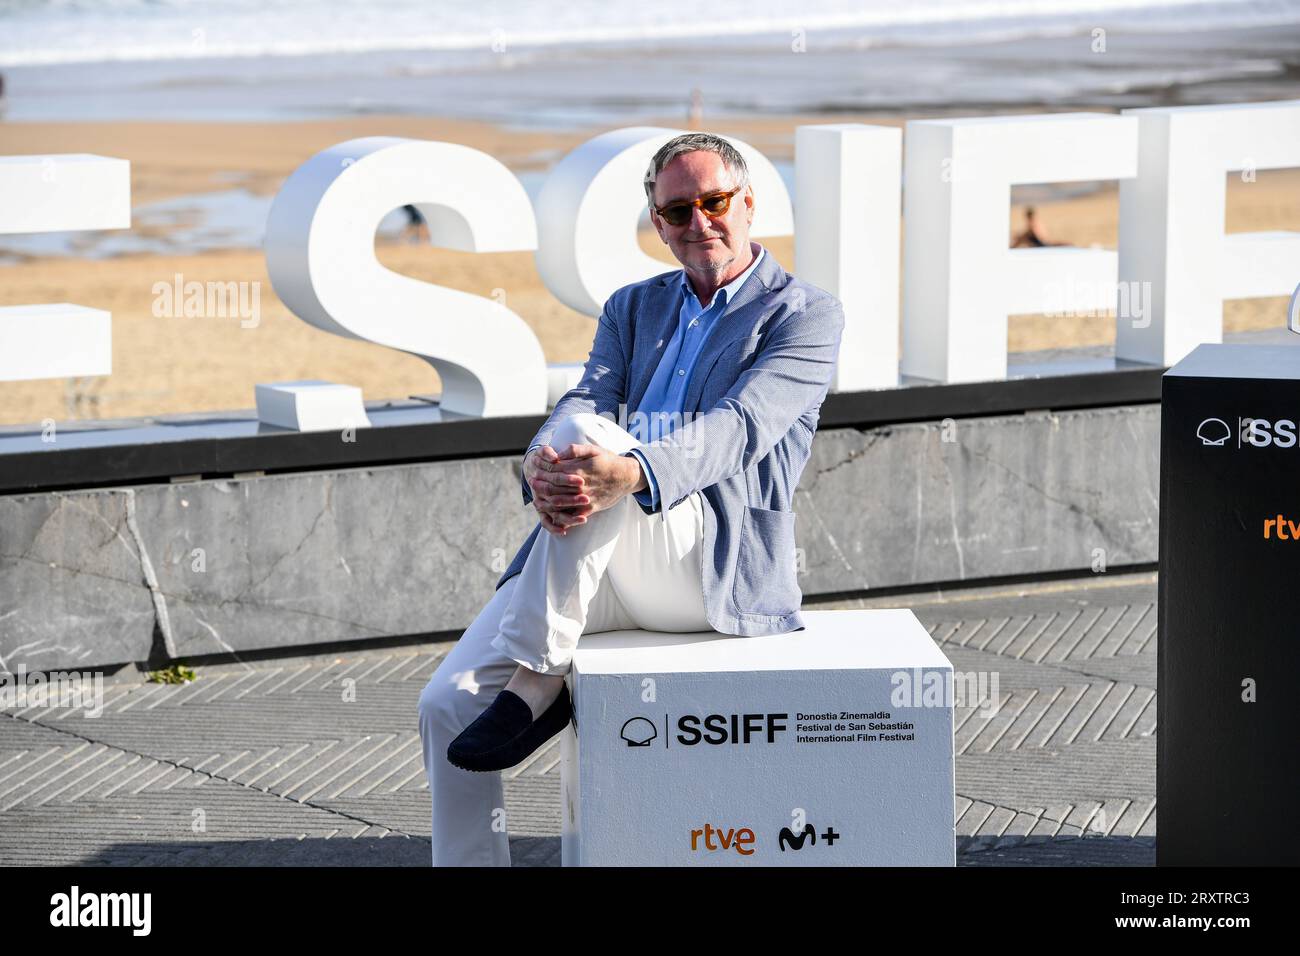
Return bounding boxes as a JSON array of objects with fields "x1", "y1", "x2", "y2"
[{"x1": 643, "y1": 132, "x2": 749, "y2": 209}]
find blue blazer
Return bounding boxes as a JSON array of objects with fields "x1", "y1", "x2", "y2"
[{"x1": 496, "y1": 248, "x2": 845, "y2": 636}]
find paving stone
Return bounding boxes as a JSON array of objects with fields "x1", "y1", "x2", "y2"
[{"x1": 0, "y1": 571, "x2": 1159, "y2": 866}]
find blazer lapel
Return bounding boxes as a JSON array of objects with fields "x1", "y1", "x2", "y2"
[
  {"x1": 626, "y1": 273, "x2": 683, "y2": 413},
  {"x1": 682, "y1": 248, "x2": 783, "y2": 414}
]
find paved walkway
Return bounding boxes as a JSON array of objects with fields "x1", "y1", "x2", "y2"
[{"x1": 0, "y1": 570, "x2": 1156, "y2": 866}]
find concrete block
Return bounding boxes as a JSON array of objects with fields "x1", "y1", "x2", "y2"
[{"x1": 560, "y1": 609, "x2": 956, "y2": 866}]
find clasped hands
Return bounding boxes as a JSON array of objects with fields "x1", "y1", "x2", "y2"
[{"x1": 524, "y1": 443, "x2": 648, "y2": 536}]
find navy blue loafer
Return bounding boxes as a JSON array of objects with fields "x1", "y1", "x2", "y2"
[{"x1": 447, "y1": 682, "x2": 572, "y2": 772}]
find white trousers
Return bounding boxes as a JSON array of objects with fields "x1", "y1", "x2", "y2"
[{"x1": 417, "y1": 412, "x2": 710, "y2": 866}]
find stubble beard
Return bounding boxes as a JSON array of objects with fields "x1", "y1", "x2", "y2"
[{"x1": 686, "y1": 240, "x2": 736, "y2": 280}]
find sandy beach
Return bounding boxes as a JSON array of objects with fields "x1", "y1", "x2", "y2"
[{"x1": 0, "y1": 113, "x2": 1296, "y2": 427}]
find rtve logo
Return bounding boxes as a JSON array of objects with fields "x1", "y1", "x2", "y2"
[
  {"x1": 1262, "y1": 515, "x2": 1300, "y2": 539},
  {"x1": 1196, "y1": 417, "x2": 1300, "y2": 448},
  {"x1": 690, "y1": 823, "x2": 756, "y2": 855}
]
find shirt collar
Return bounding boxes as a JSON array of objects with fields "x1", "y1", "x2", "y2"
[{"x1": 680, "y1": 242, "x2": 765, "y2": 311}]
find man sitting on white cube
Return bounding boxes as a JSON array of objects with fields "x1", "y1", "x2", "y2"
[{"x1": 418, "y1": 133, "x2": 846, "y2": 866}]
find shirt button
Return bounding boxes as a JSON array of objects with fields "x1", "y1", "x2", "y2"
[{"x1": 678, "y1": 369, "x2": 685, "y2": 376}]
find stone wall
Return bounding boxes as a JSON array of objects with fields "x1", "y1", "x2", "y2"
[{"x1": 0, "y1": 404, "x2": 1160, "y2": 672}]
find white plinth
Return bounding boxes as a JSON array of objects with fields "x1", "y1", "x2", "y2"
[
  {"x1": 254, "y1": 380, "x2": 371, "y2": 432},
  {"x1": 560, "y1": 609, "x2": 956, "y2": 866},
  {"x1": 0, "y1": 303, "x2": 111, "y2": 381},
  {"x1": 0, "y1": 154, "x2": 130, "y2": 233}
]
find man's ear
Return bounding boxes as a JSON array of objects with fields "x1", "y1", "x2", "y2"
[{"x1": 649, "y1": 209, "x2": 667, "y2": 244}]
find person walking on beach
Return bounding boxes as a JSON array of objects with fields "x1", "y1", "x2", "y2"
[
  {"x1": 400, "y1": 204, "x2": 429, "y2": 243},
  {"x1": 1011, "y1": 205, "x2": 1064, "y2": 248},
  {"x1": 417, "y1": 131, "x2": 845, "y2": 866}
]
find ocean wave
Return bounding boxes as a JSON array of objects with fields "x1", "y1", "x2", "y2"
[{"x1": 3, "y1": 0, "x2": 1299, "y2": 68}]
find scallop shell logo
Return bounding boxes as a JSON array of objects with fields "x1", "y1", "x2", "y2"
[
  {"x1": 1196, "y1": 418, "x2": 1231, "y2": 447},
  {"x1": 620, "y1": 716, "x2": 658, "y2": 747}
]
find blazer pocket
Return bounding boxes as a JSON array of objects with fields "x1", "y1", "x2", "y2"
[{"x1": 732, "y1": 504, "x2": 800, "y2": 617}]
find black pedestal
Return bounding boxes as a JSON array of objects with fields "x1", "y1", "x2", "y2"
[{"x1": 1159, "y1": 343, "x2": 1300, "y2": 865}]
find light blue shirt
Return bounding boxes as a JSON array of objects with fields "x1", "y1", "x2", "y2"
[
  {"x1": 626, "y1": 244, "x2": 765, "y2": 510},
  {"x1": 528, "y1": 243, "x2": 764, "y2": 513}
]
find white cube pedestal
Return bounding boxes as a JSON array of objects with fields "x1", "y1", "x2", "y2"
[
  {"x1": 560, "y1": 609, "x2": 956, "y2": 866},
  {"x1": 254, "y1": 380, "x2": 371, "y2": 432}
]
